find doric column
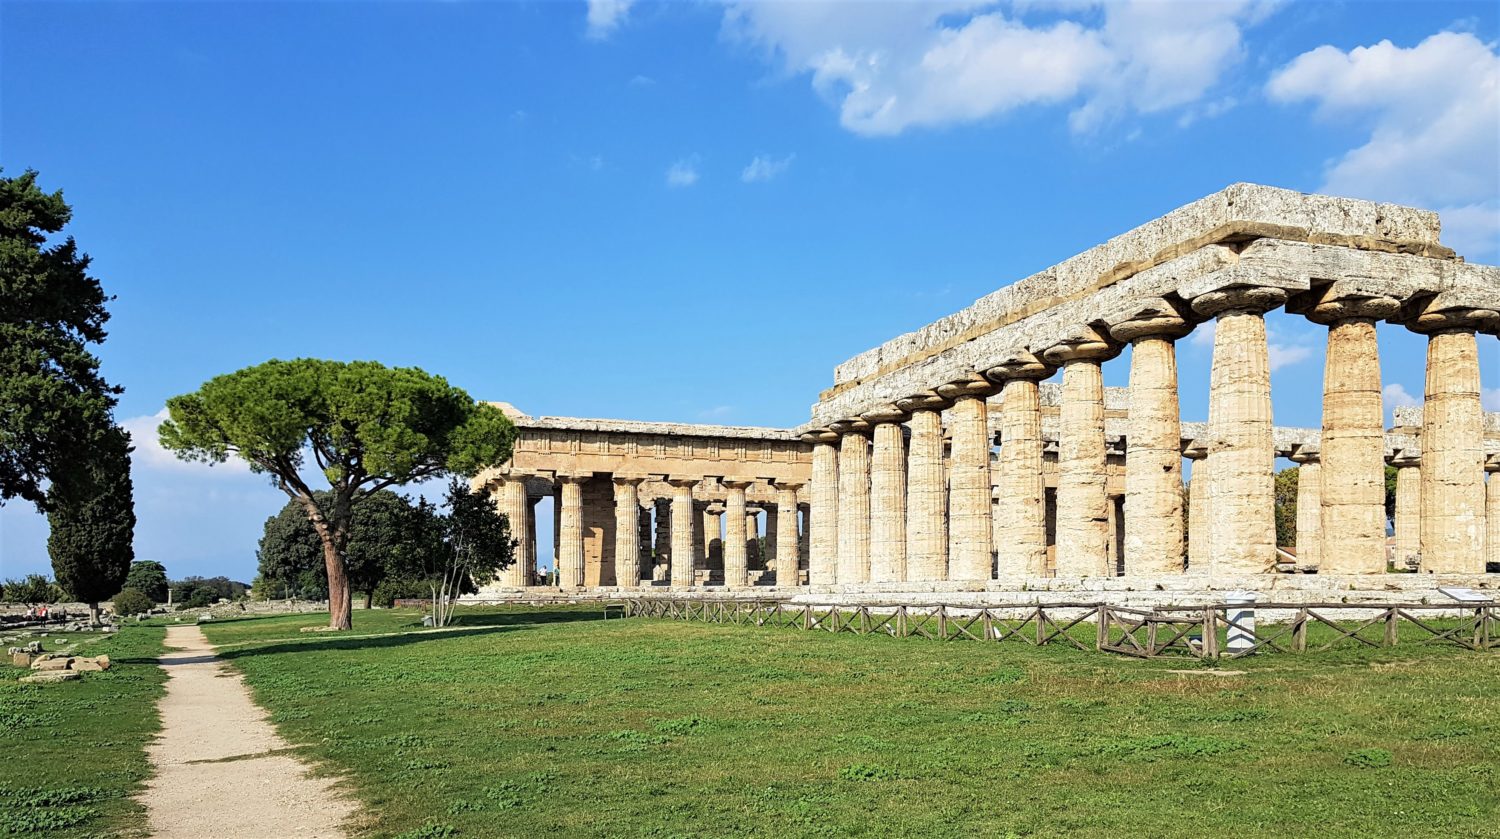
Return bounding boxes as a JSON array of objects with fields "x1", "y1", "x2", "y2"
[
  {"x1": 653, "y1": 497, "x2": 671, "y2": 573},
  {"x1": 1109, "y1": 301, "x2": 1192, "y2": 576},
  {"x1": 832, "y1": 421, "x2": 872, "y2": 584},
  {"x1": 723, "y1": 480, "x2": 750, "y2": 587},
  {"x1": 702, "y1": 503, "x2": 722, "y2": 575},
  {"x1": 1193, "y1": 286, "x2": 1286, "y2": 574},
  {"x1": 1406, "y1": 303, "x2": 1494, "y2": 573},
  {"x1": 763, "y1": 506, "x2": 778, "y2": 569},
  {"x1": 1042, "y1": 330, "x2": 1117, "y2": 577},
  {"x1": 1390, "y1": 451, "x2": 1421, "y2": 570},
  {"x1": 558, "y1": 474, "x2": 588, "y2": 588},
  {"x1": 637, "y1": 501, "x2": 654, "y2": 582},
  {"x1": 1487, "y1": 457, "x2": 1500, "y2": 571},
  {"x1": 667, "y1": 479, "x2": 698, "y2": 588},
  {"x1": 983, "y1": 356, "x2": 1053, "y2": 577},
  {"x1": 1184, "y1": 443, "x2": 1210, "y2": 573},
  {"x1": 804, "y1": 432, "x2": 840, "y2": 585},
  {"x1": 1289, "y1": 446, "x2": 1322, "y2": 569},
  {"x1": 526, "y1": 496, "x2": 539, "y2": 584},
  {"x1": 798, "y1": 504, "x2": 810, "y2": 569},
  {"x1": 746, "y1": 510, "x2": 761, "y2": 569},
  {"x1": 864, "y1": 406, "x2": 908, "y2": 583},
  {"x1": 773, "y1": 482, "x2": 803, "y2": 586},
  {"x1": 612, "y1": 476, "x2": 644, "y2": 587},
  {"x1": 1300, "y1": 291, "x2": 1402, "y2": 573},
  {"x1": 897, "y1": 393, "x2": 949, "y2": 582},
  {"x1": 938, "y1": 375, "x2": 998, "y2": 581},
  {"x1": 497, "y1": 479, "x2": 533, "y2": 587}
]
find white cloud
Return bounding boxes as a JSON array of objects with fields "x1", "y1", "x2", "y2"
[
  {"x1": 722, "y1": 1, "x2": 1271, "y2": 137},
  {"x1": 586, "y1": 0, "x2": 635, "y2": 40},
  {"x1": 121, "y1": 409, "x2": 249, "y2": 476},
  {"x1": 1484, "y1": 387, "x2": 1500, "y2": 412},
  {"x1": 1267, "y1": 342, "x2": 1312, "y2": 372},
  {"x1": 1383, "y1": 382, "x2": 1420, "y2": 426},
  {"x1": 1267, "y1": 31, "x2": 1500, "y2": 259},
  {"x1": 666, "y1": 157, "x2": 700, "y2": 187},
  {"x1": 741, "y1": 153, "x2": 795, "y2": 183},
  {"x1": 697, "y1": 405, "x2": 735, "y2": 420},
  {"x1": 1188, "y1": 320, "x2": 1216, "y2": 348}
]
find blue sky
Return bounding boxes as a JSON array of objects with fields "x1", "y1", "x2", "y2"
[{"x1": 2, "y1": 0, "x2": 1497, "y2": 584}]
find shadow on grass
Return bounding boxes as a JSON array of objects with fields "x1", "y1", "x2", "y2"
[{"x1": 217, "y1": 609, "x2": 610, "y2": 659}]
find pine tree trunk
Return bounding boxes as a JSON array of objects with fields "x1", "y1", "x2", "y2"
[{"x1": 320, "y1": 535, "x2": 353, "y2": 630}]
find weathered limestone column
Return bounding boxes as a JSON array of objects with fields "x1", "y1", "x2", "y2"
[
  {"x1": 1193, "y1": 286, "x2": 1286, "y2": 574},
  {"x1": 897, "y1": 393, "x2": 949, "y2": 582},
  {"x1": 774, "y1": 482, "x2": 803, "y2": 586},
  {"x1": 1409, "y1": 309, "x2": 1492, "y2": 572},
  {"x1": 703, "y1": 504, "x2": 723, "y2": 573},
  {"x1": 526, "y1": 497, "x2": 540, "y2": 584},
  {"x1": 805, "y1": 432, "x2": 840, "y2": 585},
  {"x1": 1304, "y1": 292, "x2": 1400, "y2": 574},
  {"x1": 1487, "y1": 457, "x2": 1500, "y2": 571},
  {"x1": 938, "y1": 375, "x2": 998, "y2": 581},
  {"x1": 558, "y1": 475, "x2": 587, "y2": 588},
  {"x1": 612, "y1": 476, "x2": 644, "y2": 587},
  {"x1": 667, "y1": 479, "x2": 698, "y2": 588},
  {"x1": 834, "y1": 421, "x2": 872, "y2": 584},
  {"x1": 1390, "y1": 451, "x2": 1421, "y2": 570},
  {"x1": 763, "y1": 506, "x2": 778, "y2": 569},
  {"x1": 1289, "y1": 446, "x2": 1322, "y2": 569},
  {"x1": 1109, "y1": 302, "x2": 1191, "y2": 575},
  {"x1": 984, "y1": 355, "x2": 1053, "y2": 577},
  {"x1": 653, "y1": 497, "x2": 671, "y2": 573},
  {"x1": 798, "y1": 504, "x2": 810, "y2": 569},
  {"x1": 1042, "y1": 330, "x2": 1116, "y2": 577},
  {"x1": 723, "y1": 480, "x2": 750, "y2": 587},
  {"x1": 498, "y1": 479, "x2": 533, "y2": 587},
  {"x1": 637, "y1": 502, "x2": 654, "y2": 583},
  {"x1": 1184, "y1": 443, "x2": 1209, "y2": 573},
  {"x1": 865, "y1": 407, "x2": 908, "y2": 583},
  {"x1": 746, "y1": 510, "x2": 761, "y2": 569}
]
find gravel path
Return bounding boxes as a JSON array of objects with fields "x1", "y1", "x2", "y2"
[{"x1": 141, "y1": 625, "x2": 355, "y2": 838}]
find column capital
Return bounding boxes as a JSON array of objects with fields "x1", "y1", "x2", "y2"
[
  {"x1": 1389, "y1": 450, "x2": 1421, "y2": 469},
  {"x1": 1486, "y1": 453, "x2": 1500, "y2": 473},
  {"x1": 1191, "y1": 285, "x2": 1287, "y2": 318},
  {"x1": 935, "y1": 372, "x2": 998, "y2": 399},
  {"x1": 983, "y1": 350, "x2": 1054, "y2": 382},
  {"x1": 1106, "y1": 297, "x2": 1194, "y2": 343},
  {"x1": 859, "y1": 403, "x2": 907, "y2": 424},
  {"x1": 799, "y1": 428, "x2": 840, "y2": 444},
  {"x1": 1040, "y1": 326, "x2": 1118, "y2": 365},
  {"x1": 895, "y1": 391, "x2": 951, "y2": 412},
  {"x1": 1287, "y1": 443, "x2": 1320, "y2": 465},
  {"x1": 1400, "y1": 291, "x2": 1500, "y2": 335},
  {"x1": 1182, "y1": 440, "x2": 1209, "y2": 460},
  {"x1": 828, "y1": 418, "x2": 872, "y2": 435},
  {"x1": 556, "y1": 471, "x2": 594, "y2": 484},
  {"x1": 706, "y1": 503, "x2": 726, "y2": 515},
  {"x1": 665, "y1": 476, "x2": 700, "y2": 489},
  {"x1": 771, "y1": 478, "x2": 805, "y2": 492},
  {"x1": 722, "y1": 478, "x2": 755, "y2": 490},
  {"x1": 1288, "y1": 278, "x2": 1406, "y2": 325},
  {"x1": 611, "y1": 474, "x2": 649, "y2": 486}
]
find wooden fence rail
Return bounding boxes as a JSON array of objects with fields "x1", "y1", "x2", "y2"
[{"x1": 619, "y1": 598, "x2": 1499, "y2": 659}]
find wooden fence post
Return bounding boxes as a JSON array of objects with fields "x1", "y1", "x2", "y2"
[
  {"x1": 1383, "y1": 607, "x2": 1398, "y2": 647},
  {"x1": 1095, "y1": 605, "x2": 1109, "y2": 651}
]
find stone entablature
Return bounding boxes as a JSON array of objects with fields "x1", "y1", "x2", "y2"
[{"x1": 809, "y1": 185, "x2": 1497, "y2": 429}]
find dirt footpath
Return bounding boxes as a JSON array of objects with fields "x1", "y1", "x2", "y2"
[{"x1": 141, "y1": 624, "x2": 355, "y2": 838}]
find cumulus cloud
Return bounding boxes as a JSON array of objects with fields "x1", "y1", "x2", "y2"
[
  {"x1": 741, "y1": 153, "x2": 795, "y2": 182},
  {"x1": 1266, "y1": 342, "x2": 1312, "y2": 372},
  {"x1": 120, "y1": 409, "x2": 249, "y2": 475},
  {"x1": 665, "y1": 157, "x2": 700, "y2": 187},
  {"x1": 722, "y1": 0, "x2": 1271, "y2": 137},
  {"x1": 586, "y1": 0, "x2": 635, "y2": 40},
  {"x1": 1383, "y1": 382, "x2": 1420, "y2": 426},
  {"x1": 1267, "y1": 31, "x2": 1500, "y2": 259}
]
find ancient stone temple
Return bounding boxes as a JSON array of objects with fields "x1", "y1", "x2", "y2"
[{"x1": 474, "y1": 184, "x2": 1499, "y2": 596}]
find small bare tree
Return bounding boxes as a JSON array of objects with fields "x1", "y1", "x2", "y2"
[{"x1": 418, "y1": 478, "x2": 514, "y2": 627}]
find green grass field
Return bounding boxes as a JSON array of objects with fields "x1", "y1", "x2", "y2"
[
  {"x1": 0, "y1": 624, "x2": 166, "y2": 838},
  {"x1": 198, "y1": 606, "x2": 1500, "y2": 839}
]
